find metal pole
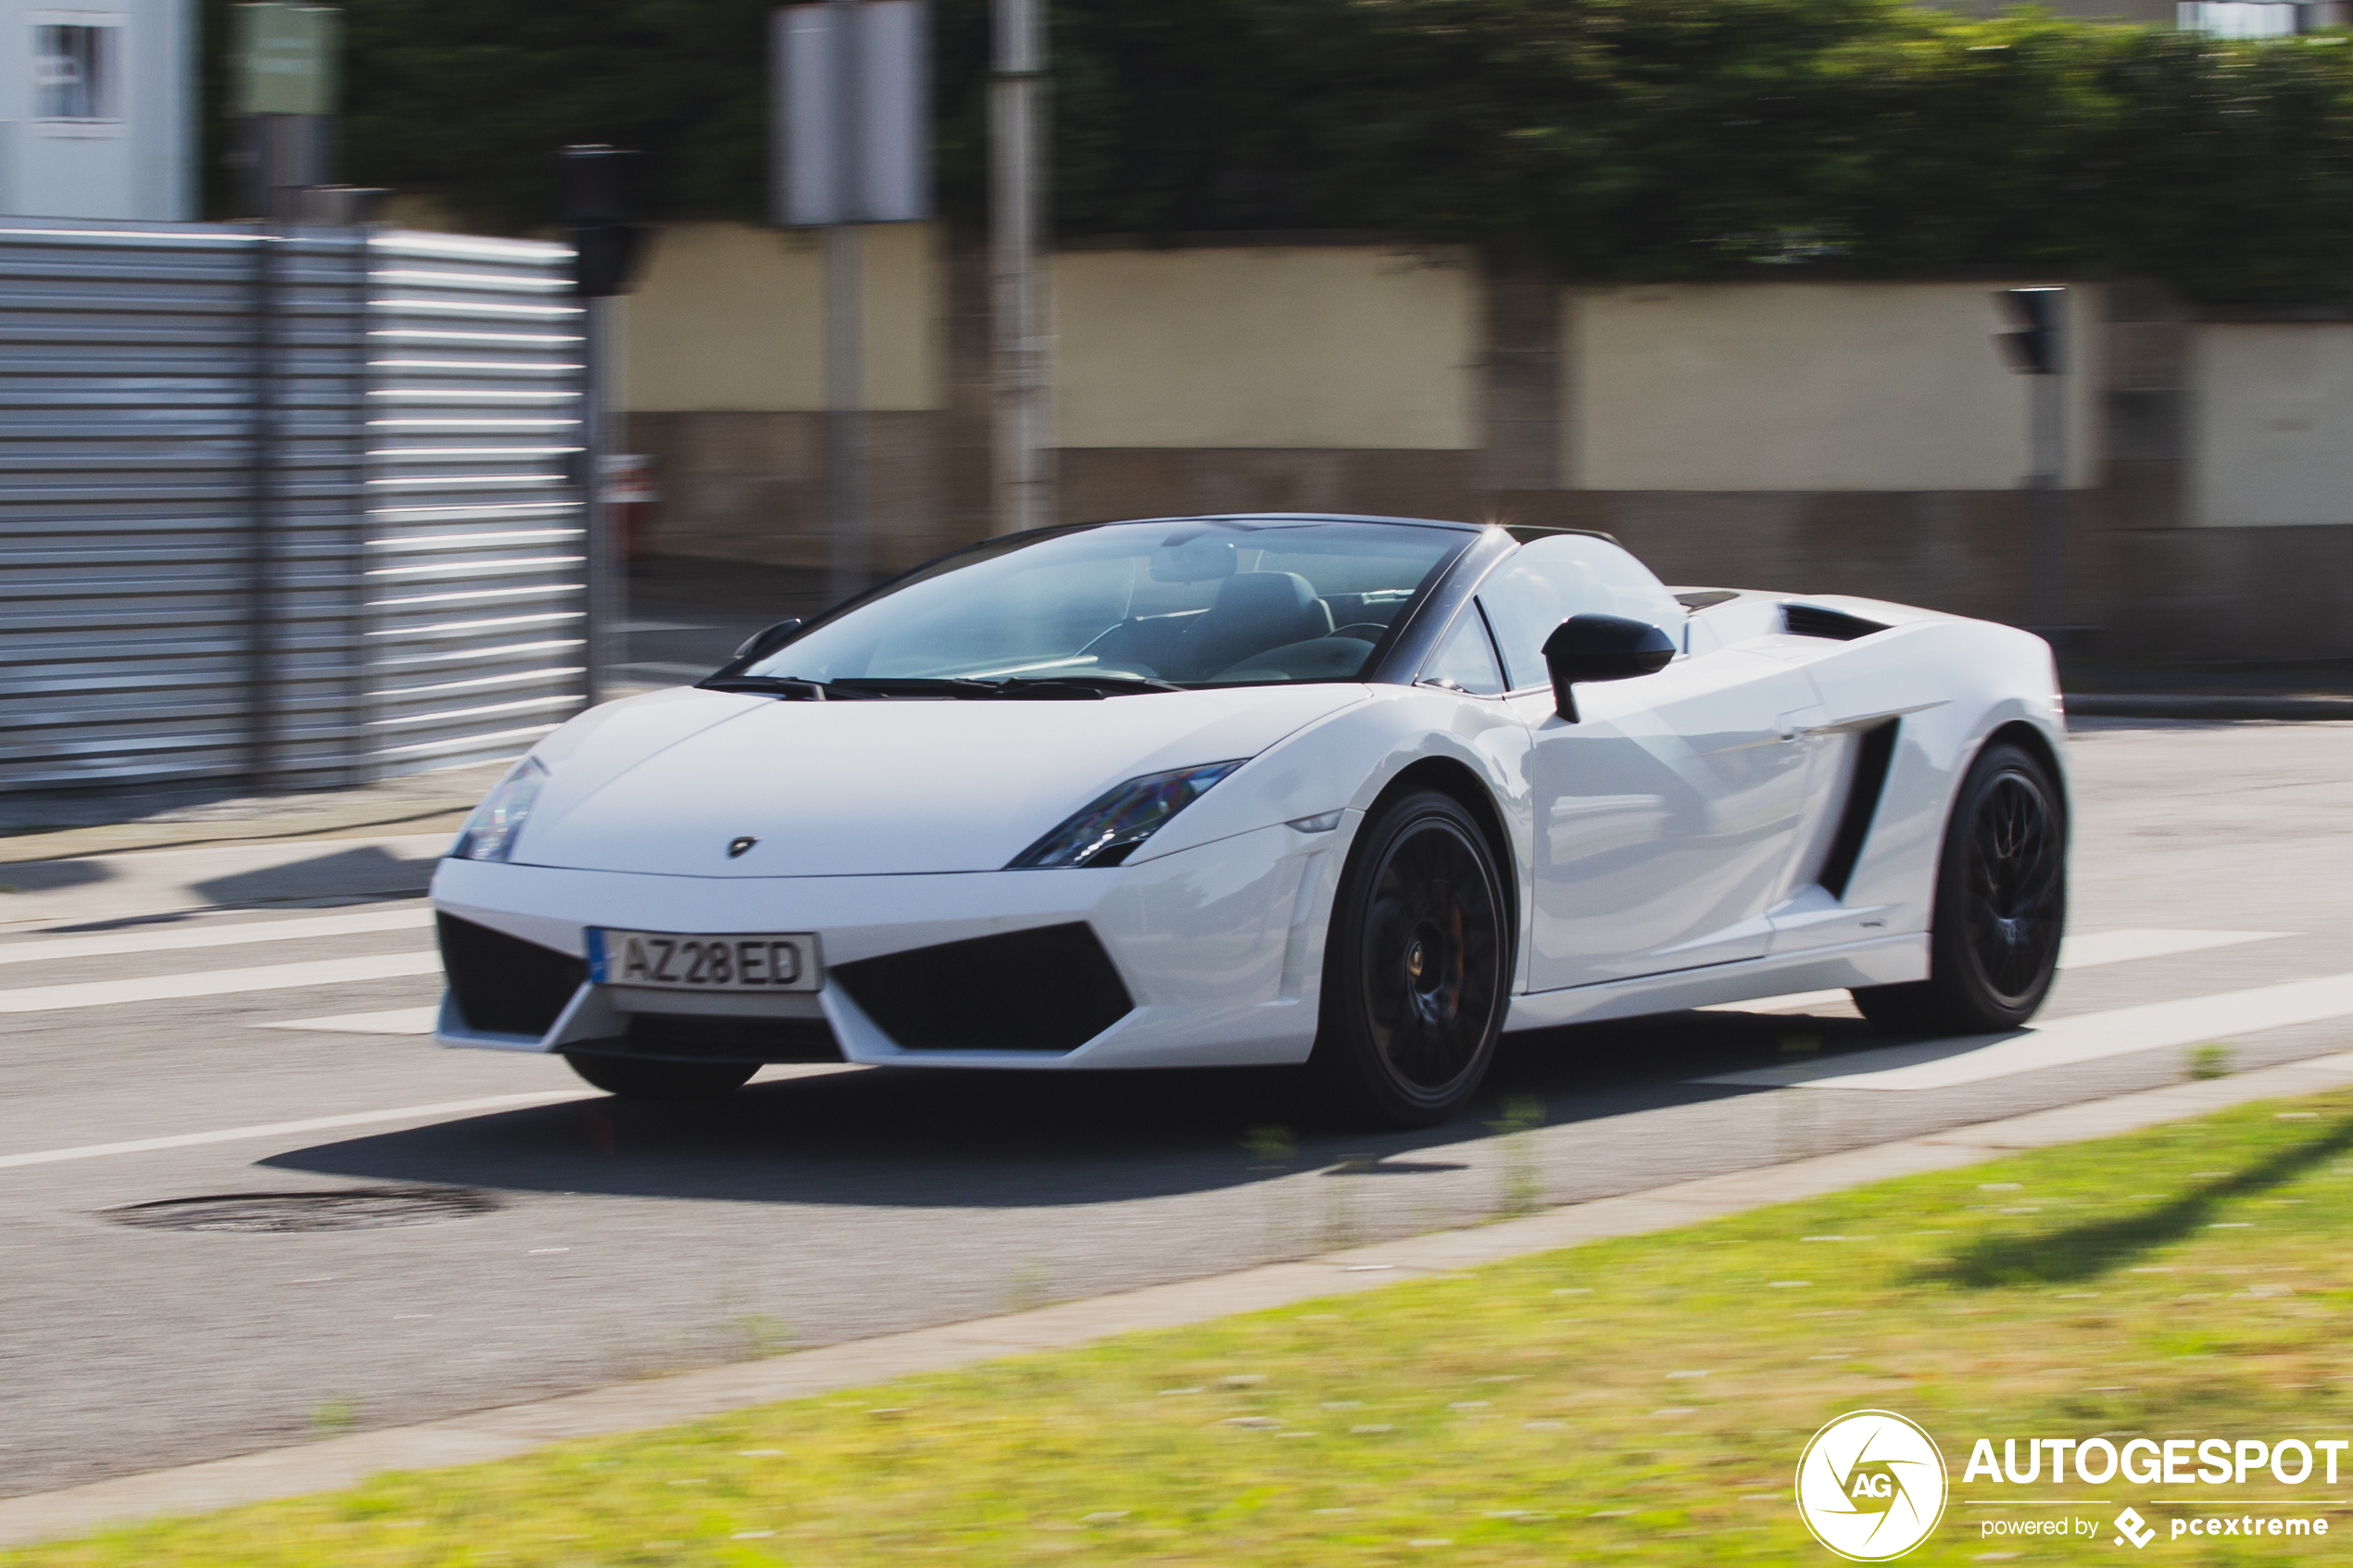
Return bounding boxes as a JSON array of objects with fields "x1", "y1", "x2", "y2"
[
  {"x1": 582, "y1": 295, "x2": 615, "y2": 703},
  {"x1": 824, "y1": 223, "x2": 868, "y2": 606},
  {"x1": 992, "y1": 0, "x2": 1051, "y2": 534},
  {"x1": 245, "y1": 226, "x2": 281, "y2": 787},
  {"x1": 2029, "y1": 296, "x2": 2069, "y2": 637},
  {"x1": 825, "y1": 0, "x2": 869, "y2": 605}
]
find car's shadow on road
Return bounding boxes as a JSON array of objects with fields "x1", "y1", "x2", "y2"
[{"x1": 261, "y1": 1010, "x2": 1880, "y2": 1209}]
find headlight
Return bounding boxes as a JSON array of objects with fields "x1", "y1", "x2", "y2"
[
  {"x1": 1008, "y1": 760, "x2": 1246, "y2": 869},
  {"x1": 450, "y1": 756, "x2": 548, "y2": 863}
]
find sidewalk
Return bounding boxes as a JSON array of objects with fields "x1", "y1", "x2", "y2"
[
  {"x1": 4, "y1": 1046, "x2": 2347, "y2": 1548},
  {"x1": 0, "y1": 762, "x2": 505, "y2": 868}
]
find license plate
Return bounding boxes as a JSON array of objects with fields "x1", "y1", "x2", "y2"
[{"x1": 588, "y1": 929, "x2": 822, "y2": 992}]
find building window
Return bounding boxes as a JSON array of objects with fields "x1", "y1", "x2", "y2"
[{"x1": 33, "y1": 21, "x2": 121, "y2": 122}]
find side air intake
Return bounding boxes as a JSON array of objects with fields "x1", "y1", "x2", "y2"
[
  {"x1": 437, "y1": 912, "x2": 585, "y2": 1037},
  {"x1": 1783, "y1": 603, "x2": 1889, "y2": 641},
  {"x1": 833, "y1": 922, "x2": 1134, "y2": 1053},
  {"x1": 1818, "y1": 721, "x2": 1900, "y2": 899}
]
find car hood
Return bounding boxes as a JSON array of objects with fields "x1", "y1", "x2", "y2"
[{"x1": 514, "y1": 684, "x2": 1367, "y2": 876}]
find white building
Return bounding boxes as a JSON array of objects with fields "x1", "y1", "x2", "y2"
[{"x1": 0, "y1": 0, "x2": 194, "y2": 220}]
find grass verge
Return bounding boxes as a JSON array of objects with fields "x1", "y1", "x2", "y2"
[{"x1": 17, "y1": 1089, "x2": 2353, "y2": 1566}]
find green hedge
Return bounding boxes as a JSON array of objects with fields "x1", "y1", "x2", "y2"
[{"x1": 270, "y1": 0, "x2": 2353, "y2": 303}]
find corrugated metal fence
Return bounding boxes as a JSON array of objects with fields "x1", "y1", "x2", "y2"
[{"x1": 0, "y1": 219, "x2": 586, "y2": 796}]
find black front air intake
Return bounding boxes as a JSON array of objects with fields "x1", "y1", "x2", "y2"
[
  {"x1": 623, "y1": 1013, "x2": 844, "y2": 1062},
  {"x1": 437, "y1": 912, "x2": 585, "y2": 1037},
  {"x1": 833, "y1": 922, "x2": 1134, "y2": 1053},
  {"x1": 1783, "y1": 603, "x2": 1890, "y2": 641}
]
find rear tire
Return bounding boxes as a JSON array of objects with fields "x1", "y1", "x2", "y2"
[
  {"x1": 1307, "y1": 789, "x2": 1508, "y2": 1128},
  {"x1": 1851, "y1": 738, "x2": 2066, "y2": 1035},
  {"x1": 563, "y1": 1053, "x2": 759, "y2": 1100}
]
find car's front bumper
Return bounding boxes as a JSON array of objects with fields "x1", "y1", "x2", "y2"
[{"x1": 429, "y1": 819, "x2": 1353, "y2": 1070}]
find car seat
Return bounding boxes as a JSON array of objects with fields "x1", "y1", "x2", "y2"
[{"x1": 1162, "y1": 571, "x2": 1334, "y2": 681}]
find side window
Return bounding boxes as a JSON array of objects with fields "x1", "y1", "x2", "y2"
[
  {"x1": 1476, "y1": 535, "x2": 1685, "y2": 691},
  {"x1": 1417, "y1": 608, "x2": 1507, "y2": 696}
]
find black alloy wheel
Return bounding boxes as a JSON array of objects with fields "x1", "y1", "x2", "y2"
[
  {"x1": 563, "y1": 1052, "x2": 760, "y2": 1100},
  {"x1": 1853, "y1": 738, "x2": 2067, "y2": 1035},
  {"x1": 1310, "y1": 789, "x2": 1508, "y2": 1127}
]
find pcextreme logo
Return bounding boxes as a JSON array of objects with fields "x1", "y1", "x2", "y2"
[{"x1": 1796, "y1": 1410, "x2": 1951, "y2": 1561}]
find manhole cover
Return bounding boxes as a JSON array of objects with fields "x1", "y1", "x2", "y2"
[{"x1": 105, "y1": 1187, "x2": 502, "y2": 1234}]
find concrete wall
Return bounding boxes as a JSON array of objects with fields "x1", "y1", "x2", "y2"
[
  {"x1": 1053, "y1": 245, "x2": 1476, "y2": 450},
  {"x1": 625, "y1": 220, "x2": 940, "y2": 412},
  {"x1": 615, "y1": 226, "x2": 2353, "y2": 666},
  {"x1": 619, "y1": 221, "x2": 949, "y2": 574},
  {"x1": 2189, "y1": 322, "x2": 2353, "y2": 528},
  {"x1": 1569, "y1": 282, "x2": 2102, "y2": 491}
]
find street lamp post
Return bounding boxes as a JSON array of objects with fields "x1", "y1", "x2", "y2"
[
  {"x1": 774, "y1": 2, "x2": 930, "y2": 598},
  {"x1": 991, "y1": 0, "x2": 1051, "y2": 535},
  {"x1": 823, "y1": 0, "x2": 869, "y2": 608},
  {"x1": 560, "y1": 145, "x2": 648, "y2": 706}
]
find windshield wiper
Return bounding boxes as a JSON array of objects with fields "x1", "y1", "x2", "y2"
[
  {"x1": 699, "y1": 674, "x2": 868, "y2": 700},
  {"x1": 702, "y1": 673, "x2": 1187, "y2": 702},
  {"x1": 994, "y1": 674, "x2": 1186, "y2": 697},
  {"x1": 825, "y1": 677, "x2": 1012, "y2": 699}
]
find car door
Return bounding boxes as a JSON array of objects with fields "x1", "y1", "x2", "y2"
[{"x1": 1479, "y1": 536, "x2": 1826, "y2": 992}]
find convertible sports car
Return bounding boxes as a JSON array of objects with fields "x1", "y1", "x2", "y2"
[{"x1": 432, "y1": 513, "x2": 2068, "y2": 1126}]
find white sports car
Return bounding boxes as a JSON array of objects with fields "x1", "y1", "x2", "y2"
[{"x1": 432, "y1": 514, "x2": 2068, "y2": 1126}]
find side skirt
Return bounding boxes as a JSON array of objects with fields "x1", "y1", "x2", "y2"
[{"x1": 1503, "y1": 933, "x2": 1927, "y2": 1034}]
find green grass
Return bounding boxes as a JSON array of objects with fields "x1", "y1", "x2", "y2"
[{"x1": 19, "y1": 1091, "x2": 2353, "y2": 1566}]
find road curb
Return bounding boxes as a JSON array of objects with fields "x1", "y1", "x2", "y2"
[
  {"x1": 2067, "y1": 693, "x2": 2353, "y2": 721},
  {"x1": 6, "y1": 1049, "x2": 2353, "y2": 1549}
]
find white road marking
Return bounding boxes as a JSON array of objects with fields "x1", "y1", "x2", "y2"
[
  {"x1": 260, "y1": 1006, "x2": 441, "y2": 1035},
  {"x1": 0, "y1": 1091, "x2": 598, "y2": 1171},
  {"x1": 1697, "y1": 928, "x2": 2294, "y2": 1016},
  {"x1": 2057, "y1": 927, "x2": 2297, "y2": 968},
  {"x1": 0, "y1": 909, "x2": 434, "y2": 967},
  {"x1": 0, "y1": 951, "x2": 441, "y2": 1013},
  {"x1": 1701, "y1": 971, "x2": 2353, "y2": 1091}
]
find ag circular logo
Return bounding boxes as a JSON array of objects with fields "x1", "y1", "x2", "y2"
[{"x1": 1795, "y1": 1410, "x2": 1949, "y2": 1561}]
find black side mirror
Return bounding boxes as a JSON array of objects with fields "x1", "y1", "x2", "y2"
[
  {"x1": 1541, "y1": 613, "x2": 1676, "y2": 722},
  {"x1": 734, "y1": 618, "x2": 804, "y2": 662}
]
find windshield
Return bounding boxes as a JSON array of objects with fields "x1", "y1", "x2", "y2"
[{"x1": 741, "y1": 519, "x2": 1470, "y2": 689}]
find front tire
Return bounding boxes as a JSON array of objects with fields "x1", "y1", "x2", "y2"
[
  {"x1": 563, "y1": 1053, "x2": 759, "y2": 1100},
  {"x1": 1308, "y1": 790, "x2": 1508, "y2": 1128},
  {"x1": 1852, "y1": 737, "x2": 2067, "y2": 1035}
]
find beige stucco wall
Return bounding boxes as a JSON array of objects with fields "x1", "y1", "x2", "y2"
[
  {"x1": 623, "y1": 221, "x2": 940, "y2": 412},
  {"x1": 2190, "y1": 323, "x2": 2353, "y2": 527},
  {"x1": 1568, "y1": 282, "x2": 2102, "y2": 491},
  {"x1": 1053, "y1": 246, "x2": 1476, "y2": 449}
]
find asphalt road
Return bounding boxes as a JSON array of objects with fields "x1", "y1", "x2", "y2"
[{"x1": 4, "y1": 718, "x2": 2351, "y2": 1499}]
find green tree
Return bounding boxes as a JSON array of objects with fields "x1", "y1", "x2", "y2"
[{"x1": 199, "y1": 0, "x2": 2353, "y2": 303}]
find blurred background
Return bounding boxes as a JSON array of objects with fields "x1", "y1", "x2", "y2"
[{"x1": 6, "y1": 0, "x2": 2353, "y2": 802}]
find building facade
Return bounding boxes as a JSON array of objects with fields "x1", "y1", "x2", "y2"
[{"x1": 0, "y1": 0, "x2": 195, "y2": 220}]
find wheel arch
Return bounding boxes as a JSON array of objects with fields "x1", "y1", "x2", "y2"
[
  {"x1": 1982, "y1": 718, "x2": 2070, "y2": 834},
  {"x1": 1917, "y1": 717, "x2": 2071, "y2": 924},
  {"x1": 1358, "y1": 756, "x2": 1522, "y2": 975}
]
